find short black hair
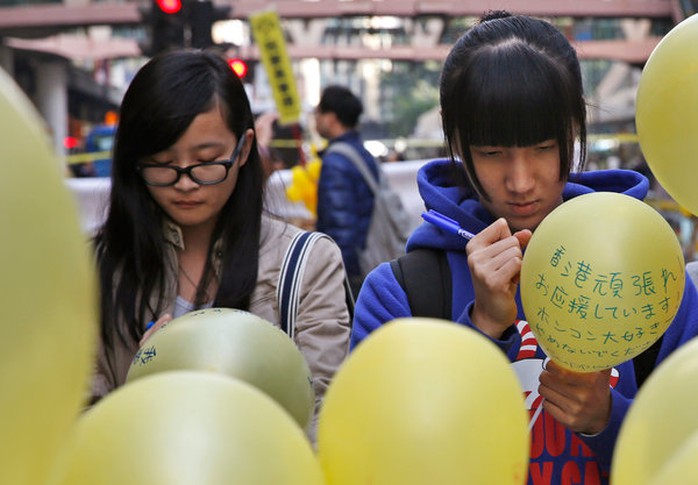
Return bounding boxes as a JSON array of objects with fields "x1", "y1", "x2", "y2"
[
  {"x1": 440, "y1": 13, "x2": 587, "y2": 198},
  {"x1": 317, "y1": 85, "x2": 363, "y2": 128}
]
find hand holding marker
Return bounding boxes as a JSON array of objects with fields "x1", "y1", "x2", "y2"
[
  {"x1": 421, "y1": 210, "x2": 475, "y2": 240},
  {"x1": 423, "y1": 208, "x2": 545, "y2": 430}
]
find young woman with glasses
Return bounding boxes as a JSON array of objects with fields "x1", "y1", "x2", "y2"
[{"x1": 90, "y1": 50, "x2": 352, "y2": 437}]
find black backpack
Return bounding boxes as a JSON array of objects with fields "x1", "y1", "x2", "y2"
[{"x1": 390, "y1": 248, "x2": 661, "y2": 387}]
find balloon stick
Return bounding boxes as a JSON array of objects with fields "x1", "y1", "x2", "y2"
[{"x1": 528, "y1": 399, "x2": 544, "y2": 433}]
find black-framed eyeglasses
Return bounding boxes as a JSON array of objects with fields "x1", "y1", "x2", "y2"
[{"x1": 137, "y1": 135, "x2": 246, "y2": 187}]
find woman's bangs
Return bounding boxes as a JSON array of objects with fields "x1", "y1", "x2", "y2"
[{"x1": 459, "y1": 47, "x2": 571, "y2": 148}]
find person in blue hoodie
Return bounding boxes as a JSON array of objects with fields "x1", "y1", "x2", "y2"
[{"x1": 351, "y1": 11, "x2": 698, "y2": 485}]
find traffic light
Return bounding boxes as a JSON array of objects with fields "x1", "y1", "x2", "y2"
[
  {"x1": 228, "y1": 58, "x2": 248, "y2": 79},
  {"x1": 156, "y1": 0, "x2": 181, "y2": 15},
  {"x1": 189, "y1": 0, "x2": 231, "y2": 49},
  {"x1": 140, "y1": 0, "x2": 185, "y2": 56}
]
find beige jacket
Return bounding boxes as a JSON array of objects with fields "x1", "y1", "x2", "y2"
[{"x1": 91, "y1": 216, "x2": 351, "y2": 431}]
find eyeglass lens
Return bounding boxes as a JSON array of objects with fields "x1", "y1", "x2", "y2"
[
  {"x1": 140, "y1": 163, "x2": 230, "y2": 186},
  {"x1": 139, "y1": 134, "x2": 246, "y2": 187}
]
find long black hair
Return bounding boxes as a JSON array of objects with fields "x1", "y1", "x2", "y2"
[
  {"x1": 95, "y1": 49, "x2": 264, "y2": 347},
  {"x1": 440, "y1": 12, "x2": 587, "y2": 198}
]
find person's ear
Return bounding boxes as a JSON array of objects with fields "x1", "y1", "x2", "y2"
[{"x1": 238, "y1": 128, "x2": 255, "y2": 168}]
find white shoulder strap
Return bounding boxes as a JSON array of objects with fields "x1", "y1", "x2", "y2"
[{"x1": 276, "y1": 231, "x2": 325, "y2": 339}]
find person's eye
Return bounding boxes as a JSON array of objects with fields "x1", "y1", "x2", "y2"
[
  {"x1": 196, "y1": 152, "x2": 227, "y2": 164},
  {"x1": 147, "y1": 159, "x2": 174, "y2": 166},
  {"x1": 536, "y1": 141, "x2": 557, "y2": 151},
  {"x1": 477, "y1": 149, "x2": 501, "y2": 157}
]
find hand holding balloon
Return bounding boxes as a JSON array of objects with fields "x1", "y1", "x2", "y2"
[
  {"x1": 538, "y1": 360, "x2": 612, "y2": 434},
  {"x1": 467, "y1": 217, "x2": 532, "y2": 339},
  {"x1": 139, "y1": 313, "x2": 172, "y2": 346}
]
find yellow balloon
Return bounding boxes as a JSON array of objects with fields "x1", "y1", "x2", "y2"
[
  {"x1": 520, "y1": 192, "x2": 684, "y2": 372},
  {"x1": 291, "y1": 164, "x2": 313, "y2": 189},
  {"x1": 286, "y1": 182, "x2": 304, "y2": 202},
  {"x1": 648, "y1": 431, "x2": 698, "y2": 485},
  {"x1": 0, "y1": 67, "x2": 96, "y2": 483},
  {"x1": 304, "y1": 189, "x2": 318, "y2": 215},
  {"x1": 48, "y1": 372, "x2": 325, "y2": 485},
  {"x1": 612, "y1": 336, "x2": 698, "y2": 484},
  {"x1": 307, "y1": 159, "x2": 322, "y2": 182},
  {"x1": 286, "y1": 165, "x2": 319, "y2": 214},
  {"x1": 317, "y1": 318, "x2": 529, "y2": 485},
  {"x1": 127, "y1": 308, "x2": 315, "y2": 428},
  {"x1": 636, "y1": 13, "x2": 698, "y2": 216}
]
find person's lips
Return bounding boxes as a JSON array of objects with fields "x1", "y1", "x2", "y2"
[
  {"x1": 172, "y1": 200, "x2": 203, "y2": 209},
  {"x1": 508, "y1": 200, "x2": 538, "y2": 216}
]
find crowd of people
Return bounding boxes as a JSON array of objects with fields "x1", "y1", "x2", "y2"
[{"x1": 86, "y1": 10, "x2": 698, "y2": 484}]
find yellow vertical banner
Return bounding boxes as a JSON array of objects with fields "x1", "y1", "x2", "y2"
[{"x1": 249, "y1": 10, "x2": 302, "y2": 125}]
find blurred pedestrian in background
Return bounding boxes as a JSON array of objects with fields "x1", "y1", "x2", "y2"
[{"x1": 314, "y1": 85, "x2": 380, "y2": 296}]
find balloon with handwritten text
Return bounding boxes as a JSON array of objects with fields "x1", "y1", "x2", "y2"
[
  {"x1": 520, "y1": 192, "x2": 684, "y2": 372},
  {"x1": 126, "y1": 308, "x2": 315, "y2": 429},
  {"x1": 636, "y1": 13, "x2": 698, "y2": 216}
]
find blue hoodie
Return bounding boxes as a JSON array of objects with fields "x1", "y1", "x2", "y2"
[{"x1": 352, "y1": 159, "x2": 698, "y2": 485}]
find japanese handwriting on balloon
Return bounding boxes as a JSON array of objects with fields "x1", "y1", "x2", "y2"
[
  {"x1": 525, "y1": 243, "x2": 680, "y2": 371},
  {"x1": 519, "y1": 193, "x2": 685, "y2": 372}
]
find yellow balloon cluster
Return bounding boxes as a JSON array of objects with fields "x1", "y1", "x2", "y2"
[
  {"x1": 317, "y1": 318, "x2": 529, "y2": 485},
  {"x1": 48, "y1": 372, "x2": 325, "y2": 485},
  {"x1": 0, "y1": 67, "x2": 96, "y2": 483},
  {"x1": 612, "y1": 336, "x2": 698, "y2": 484},
  {"x1": 286, "y1": 159, "x2": 321, "y2": 215},
  {"x1": 636, "y1": 14, "x2": 698, "y2": 216},
  {"x1": 126, "y1": 308, "x2": 315, "y2": 428},
  {"x1": 520, "y1": 192, "x2": 684, "y2": 372}
]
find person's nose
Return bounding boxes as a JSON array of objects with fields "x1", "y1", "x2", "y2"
[
  {"x1": 173, "y1": 169, "x2": 200, "y2": 190},
  {"x1": 506, "y1": 150, "x2": 535, "y2": 194}
]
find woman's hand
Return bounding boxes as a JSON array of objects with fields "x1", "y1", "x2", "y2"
[
  {"x1": 139, "y1": 313, "x2": 173, "y2": 347},
  {"x1": 539, "y1": 359, "x2": 612, "y2": 435},
  {"x1": 466, "y1": 218, "x2": 532, "y2": 338}
]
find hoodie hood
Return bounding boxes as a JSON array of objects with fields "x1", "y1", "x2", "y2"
[{"x1": 407, "y1": 158, "x2": 650, "y2": 252}]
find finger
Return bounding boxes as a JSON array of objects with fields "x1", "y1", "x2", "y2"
[
  {"x1": 514, "y1": 229, "x2": 533, "y2": 249},
  {"x1": 471, "y1": 243, "x2": 524, "y2": 288},
  {"x1": 470, "y1": 235, "x2": 524, "y2": 269},
  {"x1": 538, "y1": 378, "x2": 568, "y2": 407},
  {"x1": 468, "y1": 218, "x2": 512, "y2": 250},
  {"x1": 540, "y1": 396, "x2": 571, "y2": 428},
  {"x1": 139, "y1": 313, "x2": 172, "y2": 346}
]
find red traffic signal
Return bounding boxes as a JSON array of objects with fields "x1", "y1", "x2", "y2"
[
  {"x1": 155, "y1": 0, "x2": 182, "y2": 14},
  {"x1": 228, "y1": 58, "x2": 249, "y2": 79}
]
